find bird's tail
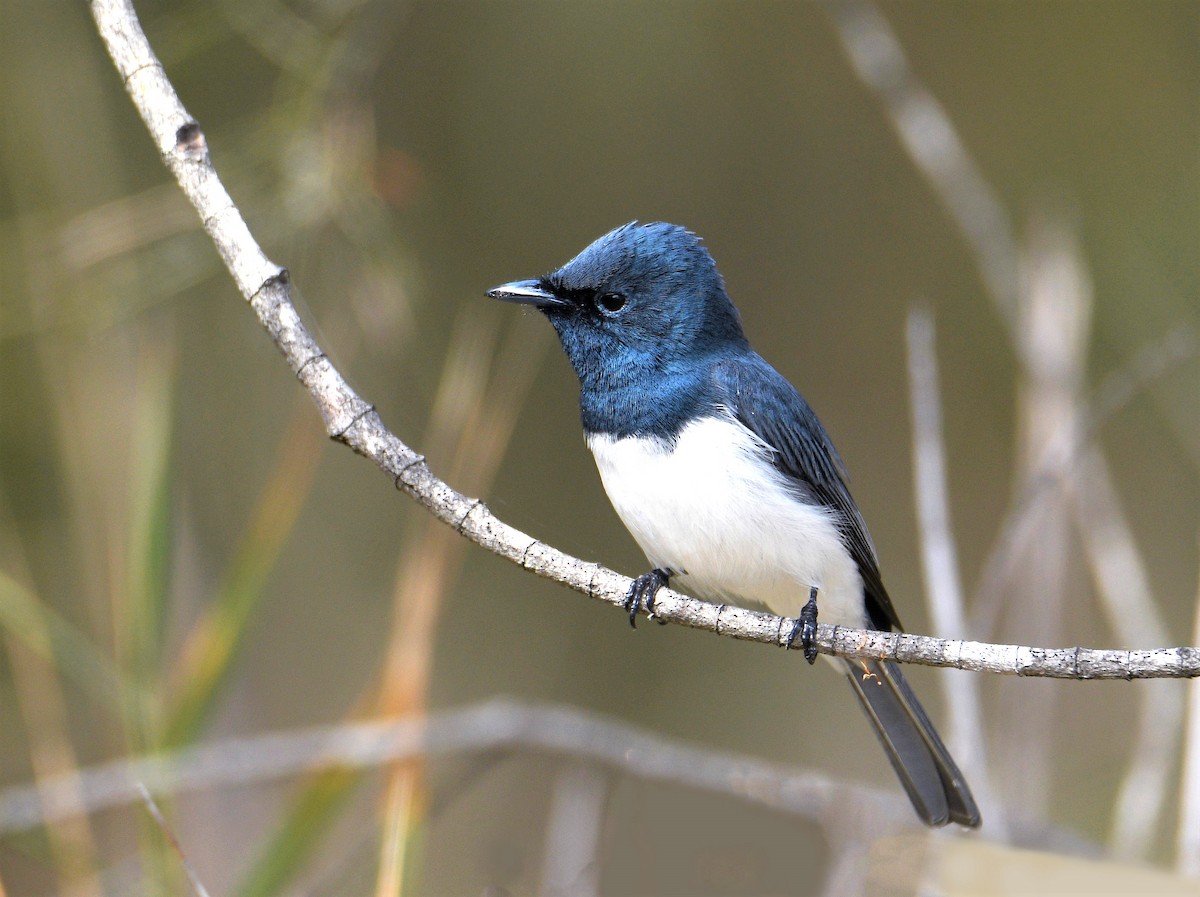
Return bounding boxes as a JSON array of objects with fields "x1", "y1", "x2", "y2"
[{"x1": 844, "y1": 658, "x2": 980, "y2": 827}]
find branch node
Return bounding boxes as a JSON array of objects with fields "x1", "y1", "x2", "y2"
[
  {"x1": 520, "y1": 539, "x2": 541, "y2": 569},
  {"x1": 122, "y1": 59, "x2": 162, "y2": 86},
  {"x1": 332, "y1": 403, "x2": 375, "y2": 440},
  {"x1": 200, "y1": 204, "x2": 238, "y2": 233},
  {"x1": 174, "y1": 122, "x2": 207, "y2": 161},
  {"x1": 394, "y1": 455, "x2": 427, "y2": 489},
  {"x1": 714, "y1": 604, "x2": 726, "y2": 636},
  {"x1": 261, "y1": 267, "x2": 291, "y2": 292},
  {"x1": 456, "y1": 499, "x2": 485, "y2": 533},
  {"x1": 295, "y1": 352, "x2": 325, "y2": 380}
]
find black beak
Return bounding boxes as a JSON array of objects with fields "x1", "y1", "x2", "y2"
[{"x1": 486, "y1": 278, "x2": 570, "y2": 308}]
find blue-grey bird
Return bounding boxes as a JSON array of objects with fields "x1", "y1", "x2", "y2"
[{"x1": 488, "y1": 222, "x2": 980, "y2": 827}]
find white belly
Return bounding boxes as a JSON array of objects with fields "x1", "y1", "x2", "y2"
[{"x1": 587, "y1": 415, "x2": 867, "y2": 627}]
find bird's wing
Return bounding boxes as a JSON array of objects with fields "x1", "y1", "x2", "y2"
[{"x1": 711, "y1": 353, "x2": 903, "y2": 632}]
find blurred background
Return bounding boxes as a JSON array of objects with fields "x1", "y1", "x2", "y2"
[{"x1": 1, "y1": 1, "x2": 1198, "y2": 895}]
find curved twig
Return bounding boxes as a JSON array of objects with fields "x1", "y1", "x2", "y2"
[{"x1": 90, "y1": 0, "x2": 1200, "y2": 682}]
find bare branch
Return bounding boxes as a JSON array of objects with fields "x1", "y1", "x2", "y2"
[
  {"x1": 822, "y1": 0, "x2": 1020, "y2": 332},
  {"x1": 0, "y1": 699, "x2": 905, "y2": 836},
  {"x1": 88, "y1": 0, "x2": 1200, "y2": 681}
]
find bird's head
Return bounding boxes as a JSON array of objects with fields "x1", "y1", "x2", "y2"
[{"x1": 488, "y1": 222, "x2": 748, "y2": 390}]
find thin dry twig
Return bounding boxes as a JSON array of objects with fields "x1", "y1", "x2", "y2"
[
  {"x1": 971, "y1": 325, "x2": 1194, "y2": 641},
  {"x1": 1073, "y1": 448, "x2": 1183, "y2": 859},
  {"x1": 87, "y1": 0, "x2": 1200, "y2": 683},
  {"x1": 905, "y1": 307, "x2": 1001, "y2": 833},
  {"x1": 826, "y1": 0, "x2": 1191, "y2": 853},
  {"x1": 136, "y1": 784, "x2": 213, "y2": 897},
  {"x1": 822, "y1": 0, "x2": 1020, "y2": 332},
  {"x1": 995, "y1": 214, "x2": 1088, "y2": 820}
]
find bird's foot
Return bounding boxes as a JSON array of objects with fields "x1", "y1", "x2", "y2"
[
  {"x1": 624, "y1": 568, "x2": 672, "y2": 628},
  {"x1": 786, "y1": 586, "x2": 820, "y2": 664}
]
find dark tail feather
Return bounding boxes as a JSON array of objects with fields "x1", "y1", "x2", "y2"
[{"x1": 844, "y1": 659, "x2": 981, "y2": 827}]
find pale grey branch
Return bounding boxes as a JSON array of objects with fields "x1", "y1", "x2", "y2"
[
  {"x1": 89, "y1": 0, "x2": 1200, "y2": 681},
  {"x1": 0, "y1": 698, "x2": 903, "y2": 835}
]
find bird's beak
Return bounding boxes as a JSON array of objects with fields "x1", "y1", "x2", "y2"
[{"x1": 486, "y1": 278, "x2": 570, "y2": 308}]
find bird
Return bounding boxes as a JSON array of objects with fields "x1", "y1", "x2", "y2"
[{"x1": 487, "y1": 221, "x2": 980, "y2": 828}]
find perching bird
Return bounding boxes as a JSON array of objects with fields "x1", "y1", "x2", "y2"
[{"x1": 488, "y1": 222, "x2": 980, "y2": 827}]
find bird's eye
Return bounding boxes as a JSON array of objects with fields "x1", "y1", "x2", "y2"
[{"x1": 597, "y1": 292, "x2": 627, "y2": 314}]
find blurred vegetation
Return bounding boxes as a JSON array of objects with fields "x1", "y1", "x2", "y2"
[{"x1": 0, "y1": 1, "x2": 1197, "y2": 895}]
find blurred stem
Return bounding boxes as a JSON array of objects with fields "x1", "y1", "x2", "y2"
[
  {"x1": 822, "y1": 0, "x2": 1019, "y2": 331},
  {"x1": 993, "y1": 215, "x2": 1090, "y2": 820},
  {"x1": 538, "y1": 763, "x2": 608, "y2": 897},
  {"x1": 137, "y1": 784, "x2": 214, "y2": 897},
  {"x1": 111, "y1": 336, "x2": 182, "y2": 897},
  {"x1": 375, "y1": 763, "x2": 420, "y2": 897},
  {"x1": 1070, "y1": 447, "x2": 1179, "y2": 859},
  {"x1": 122, "y1": 340, "x2": 177, "y2": 749},
  {"x1": 905, "y1": 307, "x2": 1003, "y2": 836},
  {"x1": 163, "y1": 400, "x2": 324, "y2": 749},
  {"x1": 235, "y1": 309, "x2": 544, "y2": 897},
  {"x1": 0, "y1": 506, "x2": 102, "y2": 897},
  {"x1": 372, "y1": 306, "x2": 544, "y2": 897},
  {"x1": 372, "y1": 526, "x2": 457, "y2": 897},
  {"x1": 4, "y1": 630, "x2": 101, "y2": 897},
  {"x1": 0, "y1": 570, "x2": 131, "y2": 707},
  {"x1": 1176, "y1": 535, "x2": 1200, "y2": 875},
  {"x1": 233, "y1": 767, "x2": 360, "y2": 897}
]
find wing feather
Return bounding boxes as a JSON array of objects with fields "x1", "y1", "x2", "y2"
[{"x1": 712, "y1": 354, "x2": 902, "y2": 632}]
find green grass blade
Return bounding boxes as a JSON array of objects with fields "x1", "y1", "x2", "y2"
[
  {"x1": 124, "y1": 345, "x2": 177, "y2": 748},
  {"x1": 161, "y1": 410, "x2": 322, "y2": 749},
  {"x1": 0, "y1": 570, "x2": 132, "y2": 709},
  {"x1": 233, "y1": 767, "x2": 362, "y2": 897}
]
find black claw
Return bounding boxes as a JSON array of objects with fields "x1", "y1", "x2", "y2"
[
  {"x1": 624, "y1": 568, "x2": 672, "y2": 628},
  {"x1": 785, "y1": 587, "x2": 820, "y2": 664}
]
